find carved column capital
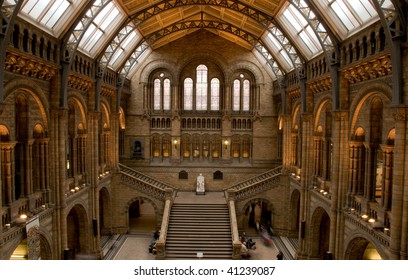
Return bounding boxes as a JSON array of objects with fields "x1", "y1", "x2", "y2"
[{"x1": 393, "y1": 107, "x2": 408, "y2": 122}]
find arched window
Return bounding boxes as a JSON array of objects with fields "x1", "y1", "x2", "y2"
[
  {"x1": 196, "y1": 65, "x2": 208, "y2": 111},
  {"x1": 183, "y1": 64, "x2": 221, "y2": 112},
  {"x1": 184, "y1": 78, "x2": 193, "y2": 110},
  {"x1": 211, "y1": 78, "x2": 220, "y2": 111},
  {"x1": 163, "y1": 79, "x2": 171, "y2": 110},
  {"x1": 243, "y1": 80, "x2": 250, "y2": 111},
  {"x1": 233, "y1": 79, "x2": 240, "y2": 111},
  {"x1": 154, "y1": 79, "x2": 161, "y2": 110},
  {"x1": 153, "y1": 74, "x2": 171, "y2": 111},
  {"x1": 233, "y1": 77, "x2": 251, "y2": 112}
]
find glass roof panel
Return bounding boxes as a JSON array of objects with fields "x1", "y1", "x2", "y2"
[
  {"x1": 127, "y1": 48, "x2": 152, "y2": 79},
  {"x1": 20, "y1": 0, "x2": 82, "y2": 36},
  {"x1": 265, "y1": 33, "x2": 294, "y2": 72},
  {"x1": 77, "y1": 1, "x2": 125, "y2": 58},
  {"x1": 321, "y1": 0, "x2": 391, "y2": 37},
  {"x1": 279, "y1": 3, "x2": 323, "y2": 59},
  {"x1": 109, "y1": 30, "x2": 141, "y2": 70}
]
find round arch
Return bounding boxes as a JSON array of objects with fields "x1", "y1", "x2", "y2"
[
  {"x1": 344, "y1": 234, "x2": 386, "y2": 260},
  {"x1": 66, "y1": 203, "x2": 90, "y2": 258},
  {"x1": 99, "y1": 186, "x2": 112, "y2": 236},
  {"x1": 289, "y1": 189, "x2": 301, "y2": 235},
  {"x1": 349, "y1": 82, "x2": 391, "y2": 137},
  {"x1": 308, "y1": 206, "x2": 331, "y2": 259},
  {"x1": 123, "y1": 196, "x2": 161, "y2": 232},
  {"x1": 241, "y1": 197, "x2": 274, "y2": 233},
  {"x1": 67, "y1": 91, "x2": 88, "y2": 130},
  {"x1": 3, "y1": 78, "x2": 50, "y2": 130}
]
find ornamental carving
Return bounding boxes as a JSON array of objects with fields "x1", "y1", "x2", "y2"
[
  {"x1": 342, "y1": 55, "x2": 392, "y2": 84},
  {"x1": 307, "y1": 75, "x2": 332, "y2": 94},
  {"x1": 68, "y1": 74, "x2": 93, "y2": 91},
  {"x1": 101, "y1": 85, "x2": 115, "y2": 97},
  {"x1": 27, "y1": 225, "x2": 41, "y2": 260},
  {"x1": 393, "y1": 108, "x2": 407, "y2": 122},
  {"x1": 288, "y1": 88, "x2": 301, "y2": 99},
  {"x1": 5, "y1": 52, "x2": 57, "y2": 81}
]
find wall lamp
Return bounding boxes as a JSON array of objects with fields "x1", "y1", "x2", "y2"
[{"x1": 224, "y1": 140, "x2": 229, "y2": 149}]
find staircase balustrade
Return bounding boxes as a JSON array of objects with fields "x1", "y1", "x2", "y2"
[
  {"x1": 119, "y1": 163, "x2": 176, "y2": 200},
  {"x1": 225, "y1": 166, "x2": 283, "y2": 201},
  {"x1": 156, "y1": 189, "x2": 175, "y2": 260}
]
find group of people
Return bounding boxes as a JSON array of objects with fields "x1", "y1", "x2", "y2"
[
  {"x1": 239, "y1": 232, "x2": 256, "y2": 258},
  {"x1": 148, "y1": 229, "x2": 160, "y2": 255}
]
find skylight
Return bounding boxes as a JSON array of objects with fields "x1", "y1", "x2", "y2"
[
  {"x1": 78, "y1": 1, "x2": 125, "y2": 58},
  {"x1": 109, "y1": 30, "x2": 141, "y2": 70},
  {"x1": 264, "y1": 33, "x2": 294, "y2": 72},
  {"x1": 278, "y1": 3, "x2": 323, "y2": 59},
  {"x1": 320, "y1": 0, "x2": 392, "y2": 37},
  {"x1": 20, "y1": 0, "x2": 83, "y2": 37}
]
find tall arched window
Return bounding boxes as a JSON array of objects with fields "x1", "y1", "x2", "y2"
[
  {"x1": 183, "y1": 64, "x2": 221, "y2": 112},
  {"x1": 153, "y1": 74, "x2": 171, "y2": 111},
  {"x1": 211, "y1": 78, "x2": 220, "y2": 111},
  {"x1": 233, "y1": 76, "x2": 251, "y2": 112},
  {"x1": 184, "y1": 78, "x2": 193, "y2": 110},
  {"x1": 154, "y1": 79, "x2": 161, "y2": 110},
  {"x1": 233, "y1": 80, "x2": 240, "y2": 111},
  {"x1": 163, "y1": 79, "x2": 171, "y2": 110},
  {"x1": 196, "y1": 65, "x2": 208, "y2": 111},
  {"x1": 243, "y1": 80, "x2": 250, "y2": 111}
]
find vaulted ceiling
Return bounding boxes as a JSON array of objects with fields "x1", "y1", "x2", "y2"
[
  {"x1": 118, "y1": 0, "x2": 283, "y2": 50},
  {"x1": 12, "y1": 0, "x2": 407, "y2": 81}
]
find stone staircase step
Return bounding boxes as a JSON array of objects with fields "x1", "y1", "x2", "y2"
[{"x1": 165, "y1": 201, "x2": 232, "y2": 260}]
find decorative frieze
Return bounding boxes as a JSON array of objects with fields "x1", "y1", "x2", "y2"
[
  {"x1": 288, "y1": 87, "x2": 301, "y2": 100},
  {"x1": 342, "y1": 54, "x2": 392, "y2": 84},
  {"x1": 101, "y1": 85, "x2": 115, "y2": 97},
  {"x1": 68, "y1": 74, "x2": 93, "y2": 91},
  {"x1": 307, "y1": 75, "x2": 332, "y2": 94},
  {"x1": 5, "y1": 51, "x2": 57, "y2": 81}
]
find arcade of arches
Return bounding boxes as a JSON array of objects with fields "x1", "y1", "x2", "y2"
[{"x1": 0, "y1": 0, "x2": 407, "y2": 260}]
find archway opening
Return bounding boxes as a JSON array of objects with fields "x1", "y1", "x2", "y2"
[
  {"x1": 10, "y1": 238, "x2": 28, "y2": 260},
  {"x1": 128, "y1": 199, "x2": 156, "y2": 234},
  {"x1": 347, "y1": 237, "x2": 382, "y2": 260}
]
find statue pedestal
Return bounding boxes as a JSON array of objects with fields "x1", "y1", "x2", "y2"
[{"x1": 196, "y1": 174, "x2": 205, "y2": 195}]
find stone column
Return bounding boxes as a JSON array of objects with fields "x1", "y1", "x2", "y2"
[
  {"x1": 296, "y1": 113, "x2": 313, "y2": 260},
  {"x1": 88, "y1": 111, "x2": 102, "y2": 258},
  {"x1": 282, "y1": 115, "x2": 292, "y2": 171},
  {"x1": 0, "y1": 142, "x2": 16, "y2": 205},
  {"x1": 381, "y1": 145, "x2": 393, "y2": 211},
  {"x1": 348, "y1": 141, "x2": 364, "y2": 207},
  {"x1": 26, "y1": 139, "x2": 34, "y2": 197},
  {"x1": 110, "y1": 113, "x2": 120, "y2": 170},
  {"x1": 363, "y1": 143, "x2": 375, "y2": 202},
  {"x1": 389, "y1": 108, "x2": 407, "y2": 259},
  {"x1": 329, "y1": 110, "x2": 349, "y2": 259},
  {"x1": 39, "y1": 139, "x2": 50, "y2": 203},
  {"x1": 58, "y1": 110, "x2": 68, "y2": 258}
]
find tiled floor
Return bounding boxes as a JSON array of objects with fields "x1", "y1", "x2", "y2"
[
  {"x1": 110, "y1": 234, "x2": 279, "y2": 260},
  {"x1": 106, "y1": 191, "x2": 281, "y2": 260}
]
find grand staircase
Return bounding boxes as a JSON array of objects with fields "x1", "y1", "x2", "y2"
[{"x1": 165, "y1": 196, "x2": 233, "y2": 259}]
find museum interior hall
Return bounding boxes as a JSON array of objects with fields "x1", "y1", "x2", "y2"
[{"x1": 0, "y1": 0, "x2": 407, "y2": 260}]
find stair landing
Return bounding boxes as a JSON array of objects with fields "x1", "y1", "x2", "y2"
[{"x1": 174, "y1": 191, "x2": 226, "y2": 204}]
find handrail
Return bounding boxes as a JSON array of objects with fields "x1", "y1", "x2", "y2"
[
  {"x1": 119, "y1": 164, "x2": 177, "y2": 200},
  {"x1": 225, "y1": 191, "x2": 243, "y2": 259},
  {"x1": 224, "y1": 165, "x2": 282, "y2": 191},
  {"x1": 224, "y1": 166, "x2": 283, "y2": 201},
  {"x1": 155, "y1": 188, "x2": 175, "y2": 260},
  {"x1": 119, "y1": 163, "x2": 175, "y2": 190}
]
